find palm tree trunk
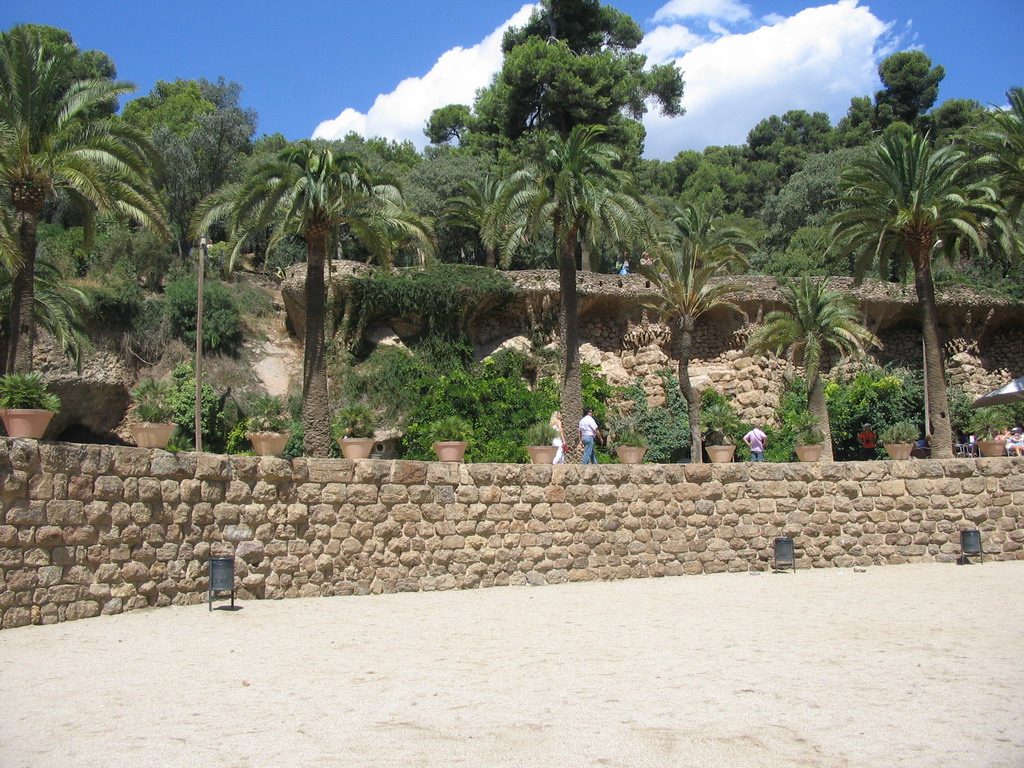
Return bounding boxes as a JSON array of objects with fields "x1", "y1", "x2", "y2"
[
  {"x1": 4, "y1": 206, "x2": 40, "y2": 374},
  {"x1": 484, "y1": 244, "x2": 496, "y2": 269},
  {"x1": 302, "y1": 230, "x2": 333, "y2": 458},
  {"x1": 558, "y1": 230, "x2": 583, "y2": 460},
  {"x1": 911, "y1": 247, "x2": 953, "y2": 458},
  {"x1": 808, "y1": 373, "x2": 834, "y2": 461},
  {"x1": 676, "y1": 318, "x2": 702, "y2": 463},
  {"x1": 581, "y1": 244, "x2": 592, "y2": 272}
]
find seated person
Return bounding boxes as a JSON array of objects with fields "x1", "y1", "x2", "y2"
[
  {"x1": 1006, "y1": 427, "x2": 1024, "y2": 456},
  {"x1": 911, "y1": 434, "x2": 931, "y2": 459}
]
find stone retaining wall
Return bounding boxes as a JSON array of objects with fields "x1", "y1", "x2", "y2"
[{"x1": 2, "y1": 438, "x2": 1023, "y2": 629}]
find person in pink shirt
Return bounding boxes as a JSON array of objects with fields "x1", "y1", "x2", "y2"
[{"x1": 743, "y1": 425, "x2": 767, "y2": 462}]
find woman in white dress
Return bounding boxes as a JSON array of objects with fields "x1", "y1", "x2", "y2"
[{"x1": 550, "y1": 411, "x2": 566, "y2": 464}]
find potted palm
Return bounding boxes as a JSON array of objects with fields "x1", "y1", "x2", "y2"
[
  {"x1": 524, "y1": 421, "x2": 560, "y2": 464},
  {"x1": 701, "y1": 402, "x2": 741, "y2": 463},
  {"x1": 129, "y1": 378, "x2": 177, "y2": 449},
  {"x1": 334, "y1": 403, "x2": 377, "y2": 459},
  {"x1": 969, "y1": 407, "x2": 1010, "y2": 458},
  {"x1": 791, "y1": 413, "x2": 825, "y2": 462},
  {"x1": 0, "y1": 372, "x2": 60, "y2": 439},
  {"x1": 426, "y1": 415, "x2": 472, "y2": 462},
  {"x1": 245, "y1": 394, "x2": 291, "y2": 456},
  {"x1": 614, "y1": 428, "x2": 648, "y2": 464},
  {"x1": 879, "y1": 420, "x2": 918, "y2": 460}
]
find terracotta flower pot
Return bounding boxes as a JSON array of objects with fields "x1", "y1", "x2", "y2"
[
  {"x1": 0, "y1": 408, "x2": 54, "y2": 439},
  {"x1": 432, "y1": 441, "x2": 468, "y2": 462},
  {"x1": 615, "y1": 445, "x2": 647, "y2": 464},
  {"x1": 706, "y1": 444, "x2": 736, "y2": 463},
  {"x1": 977, "y1": 440, "x2": 1006, "y2": 458},
  {"x1": 526, "y1": 445, "x2": 559, "y2": 464},
  {"x1": 247, "y1": 431, "x2": 290, "y2": 456},
  {"x1": 883, "y1": 442, "x2": 914, "y2": 460},
  {"x1": 130, "y1": 422, "x2": 176, "y2": 449},
  {"x1": 794, "y1": 444, "x2": 824, "y2": 462},
  {"x1": 339, "y1": 437, "x2": 375, "y2": 459}
]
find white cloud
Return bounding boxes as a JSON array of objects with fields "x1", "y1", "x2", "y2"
[
  {"x1": 638, "y1": 23, "x2": 706, "y2": 60},
  {"x1": 652, "y1": 0, "x2": 752, "y2": 23},
  {"x1": 313, "y1": 4, "x2": 536, "y2": 145},
  {"x1": 642, "y1": 1, "x2": 892, "y2": 159}
]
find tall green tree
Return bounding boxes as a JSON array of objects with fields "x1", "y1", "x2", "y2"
[
  {"x1": 505, "y1": 124, "x2": 644, "y2": 452},
  {"x1": 432, "y1": 0, "x2": 683, "y2": 155},
  {"x1": 0, "y1": 26, "x2": 167, "y2": 373},
  {"x1": 640, "y1": 204, "x2": 754, "y2": 462},
  {"x1": 745, "y1": 277, "x2": 879, "y2": 461},
  {"x1": 195, "y1": 141, "x2": 432, "y2": 457},
  {"x1": 875, "y1": 51, "x2": 945, "y2": 126},
  {"x1": 831, "y1": 132, "x2": 999, "y2": 458}
]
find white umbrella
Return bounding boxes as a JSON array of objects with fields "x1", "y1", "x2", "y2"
[{"x1": 970, "y1": 376, "x2": 1024, "y2": 409}]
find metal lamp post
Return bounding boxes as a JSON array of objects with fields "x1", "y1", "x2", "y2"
[{"x1": 195, "y1": 237, "x2": 207, "y2": 453}]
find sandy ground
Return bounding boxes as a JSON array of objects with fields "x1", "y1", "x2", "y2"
[{"x1": 1, "y1": 561, "x2": 1022, "y2": 768}]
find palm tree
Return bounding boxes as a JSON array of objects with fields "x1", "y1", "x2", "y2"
[
  {"x1": 640, "y1": 204, "x2": 754, "y2": 462},
  {"x1": 506, "y1": 124, "x2": 646, "y2": 451},
  {"x1": 831, "y1": 131, "x2": 998, "y2": 458},
  {"x1": 194, "y1": 141, "x2": 432, "y2": 457},
  {"x1": 745, "y1": 276, "x2": 879, "y2": 461},
  {"x1": 0, "y1": 26, "x2": 167, "y2": 373},
  {"x1": 974, "y1": 87, "x2": 1024, "y2": 219},
  {"x1": 443, "y1": 175, "x2": 516, "y2": 268}
]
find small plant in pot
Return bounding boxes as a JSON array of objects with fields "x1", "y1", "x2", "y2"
[
  {"x1": 245, "y1": 394, "x2": 291, "y2": 456},
  {"x1": 0, "y1": 372, "x2": 61, "y2": 439},
  {"x1": 524, "y1": 421, "x2": 560, "y2": 464},
  {"x1": 879, "y1": 420, "x2": 918, "y2": 460},
  {"x1": 700, "y1": 402, "x2": 742, "y2": 463},
  {"x1": 614, "y1": 428, "x2": 648, "y2": 464},
  {"x1": 968, "y1": 406, "x2": 1012, "y2": 457},
  {"x1": 130, "y1": 378, "x2": 177, "y2": 449},
  {"x1": 791, "y1": 413, "x2": 825, "y2": 462},
  {"x1": 333, "y1": 403, "x2": 377, "y2": 459},
  {"x1": 426, "y1": 415, "x2": 473, "y2": 462}
]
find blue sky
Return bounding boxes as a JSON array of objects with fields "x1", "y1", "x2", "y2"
[{"x1": 2, "y1": 0, "x2": 1021, "y2": 159}]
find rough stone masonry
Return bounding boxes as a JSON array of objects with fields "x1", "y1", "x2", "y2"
[{"x1": 1, "y1": 437, "x2": 1023, "y2": 629}]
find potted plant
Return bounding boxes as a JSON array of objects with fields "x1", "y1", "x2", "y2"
[
  {"x1": 333, "y1": 403, "x2": 377, "y2": 459},
  {"x1": 968, "y1": 407, "x2": 1011, "y2": 458},
  {"x1": 791, "y1": 413, "x2": 825, "y2": 462},
  {"x1": 245, "y1": 394, "x2": 291, "y2": 456},
  {"x1": 879, "y1": 420, "x2": 918, "y2": 460},
  {"x1": 614, "y1": 428, "x2": 648, "y2": 464},
  {"x1": 524, "y1": 421, "x2": 560, "y2": 464},
  {"x1": 426, "y1": 415, "x2": 472, "y2": 462},
  {"x1": 0, "y1": 372, "x2": 60, "y2": 439},
  {"x1": 129, "y1": 378, "x2": 177, "y2": 449},
  {"x1": 700, "y1": 402, "x2": 741, "y2": 463}
]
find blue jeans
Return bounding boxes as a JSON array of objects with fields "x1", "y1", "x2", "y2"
[
  {"x1": 750, "y1": 451, "x2": 764, "y2": 462},
  {"x1": 582, "y1": 436, "x2": 597, "y2": 464}
]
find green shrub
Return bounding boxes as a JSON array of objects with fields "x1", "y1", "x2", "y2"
[
  {"x1": 165, "y1": 364, "x2": 229, "y2": 452},
  {"x1": 615, "y1": 373, "x2": 690, "y2": 463},
  {"x1": 824, "y1": 365, "x2": 924, "y2": 461},
  {"x1": 80, "y1": 278, "x2": 145, "y2": 329},
  {"x1": 0, "y1": 373, "x2": 61, "y2": 412},
  {"x1": 525, "y1": 421, "x2": 558, "y2": 446},
  {"x1": 425, "y1": 415, "x2": 473, "y2": 443},
  {"x1": 132, "y1": 378, "x2": 174, "y2": 423},
  {"x1": 164, "y1": 278, "x2": 243, "y2": 355},
  {"x1": 879, "y1": 420, "x2": 919, "y2": 444},
  {"x1": 333, "y1": 403, "x2": 376, "y2": 438}
]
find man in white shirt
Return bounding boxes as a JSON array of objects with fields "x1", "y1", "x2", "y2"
[
  {"x1": 578, "y1": 408, "x2": 601, "y2": 464},
  {"x1": 743, "y1": 425, "x2": 767, "y2": 462}
]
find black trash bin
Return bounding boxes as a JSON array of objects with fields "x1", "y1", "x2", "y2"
[
  {"x1": 960, "y1": 530, "x2": 983, "y2": 564},
  {"x1": 773, "y1": 536, "x2": 795, "y2": 573},
  {"x1": 208, "y1": 556, "x2": 236, "y2": 610}
]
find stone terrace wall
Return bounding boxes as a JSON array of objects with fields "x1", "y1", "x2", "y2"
[{"x1": 2, "y1": 438, "x2": 1023, "y2": 629}]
